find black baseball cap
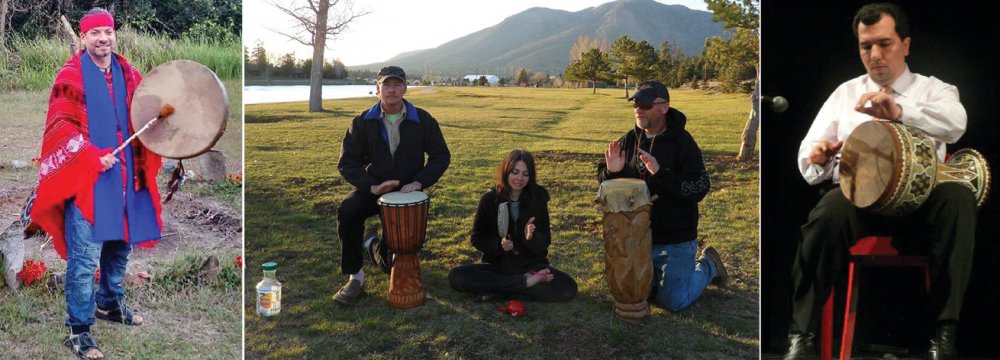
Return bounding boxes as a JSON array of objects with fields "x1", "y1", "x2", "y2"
[
  {"x1": 377, "y1": 66, "x2": 407, "y2": 83},
  {"x1": 629, "y1": 80, "x2": 670, "y2": 103}
]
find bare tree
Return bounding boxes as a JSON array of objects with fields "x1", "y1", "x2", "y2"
[
  {"x1": 267, "y1": 0, "x2": 369, "y2": 112},
  {"x1": 0, "y1": 0, "x2": 9, "y2": 49}
]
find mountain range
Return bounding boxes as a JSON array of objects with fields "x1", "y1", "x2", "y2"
[{"x1": 351, "y1": 0, "x2": 726, "y2": 77}]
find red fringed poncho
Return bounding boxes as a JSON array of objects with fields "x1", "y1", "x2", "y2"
[{"x1": 31, "y1": 51, "x2": 162, "y2": 259}]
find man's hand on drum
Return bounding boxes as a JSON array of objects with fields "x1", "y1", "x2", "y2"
[
  {"x1": 370, "y1": 180, "x2": 400, "y2": 195},
  {"x1": 500, "y1": 237, "x2": 514, "y2": 251},
  {"x1": 637, "y1": 149, "x2": 659, "y2": 174},
  {"x1": 400, "y1": 181, "x2": 422, "y2": 193},
  {"x1": 855, "y1": 91, "x2": 902, "y2": 121},
  {"x1": 605, "y1": 141, "x2": 626, "y2": 173},
  {"x1": 524, "y1": 217, "x2": 536, "y2": 241},
  {"x1": 808, "y1": 140, "x2": 844, "y2": 166},
  {"x1": 99, "y1": 153, "x2": 118, "y2": 172}
]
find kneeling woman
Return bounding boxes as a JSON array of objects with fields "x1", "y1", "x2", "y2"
[{"x1": 448, "y1": 149, "x2": 577, "y2": 302}]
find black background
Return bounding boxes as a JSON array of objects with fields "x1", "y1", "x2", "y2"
[{"x1": 761, "y1": 1, "x2": 1000, "y2": 356}]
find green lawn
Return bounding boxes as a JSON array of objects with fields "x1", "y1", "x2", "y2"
[{"x1": 244, "y1": 86, "x2": 759, "y2": 359}]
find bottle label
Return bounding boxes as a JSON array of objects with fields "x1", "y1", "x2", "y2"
[{"x1": 257, "y1": 288, "x2": 282, "y2": 316}]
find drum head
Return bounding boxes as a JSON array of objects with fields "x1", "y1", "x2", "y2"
[
  {"x1": 839, "y1": 121, "x2": 898, "y2": 208},
  {"x1": 130, "y1": 60, "x2": 229, "y2": 159},
  {"x1": 378, "y1": 191, "x2": 429, "y2": 205}
]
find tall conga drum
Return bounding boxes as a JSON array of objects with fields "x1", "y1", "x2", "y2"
[
  {"x1": 377, "y1": 191, "x2": 430, "y2": 309},
  {"x1": 840, "y1": 121, "x2": 990, "y2": 216},
  {"x1": 596, "y1": 178, "x2": 654, "y2": 321}
]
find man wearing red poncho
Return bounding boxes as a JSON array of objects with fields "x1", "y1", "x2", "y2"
[{"x1": 30, "y1": 8, "x2": 162, "y2": 359}]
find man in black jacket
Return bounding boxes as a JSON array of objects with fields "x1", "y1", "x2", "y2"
[
  {"x1": 596, "y1": 80, "x2": 728, "y2": 311},
  {"x1": 334, "y1": 66, "x2": 451, "y2": 305}
]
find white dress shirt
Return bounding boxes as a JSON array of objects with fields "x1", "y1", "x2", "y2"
[{"x1": 798, "y1": 66, "x2": 967, "y2": 185}]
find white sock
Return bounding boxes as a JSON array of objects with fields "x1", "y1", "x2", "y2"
[{"x1": 349, "y1": 270, "x2": 365, "y2": 285}]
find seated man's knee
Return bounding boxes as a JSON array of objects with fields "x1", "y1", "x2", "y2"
[
  {"x1": 931, "y1": 182, "x2": 977, "y2": 209},
  {"x1": 811, "y1": 189, "x2": 855, "y2": 221},
  {"x1": 655, "y1": 289, "x2": 691, "y2": 312}
]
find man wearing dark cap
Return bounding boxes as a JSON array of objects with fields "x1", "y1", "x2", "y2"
[
  {"x1": 334, "y1": 66, "x2": 451, "y2": 305},
  {"x1": 596, "y1": 80, "x2": 728, "y2": 312}
]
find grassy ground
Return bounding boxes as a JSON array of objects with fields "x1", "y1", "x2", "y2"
[
  {"x1": 244, "y1": 86, "x2": 760, "y2": 359},
  {"x1": 0, "y1": 253, "x2": 242, "y2": 359}
]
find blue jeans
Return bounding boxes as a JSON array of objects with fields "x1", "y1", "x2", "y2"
[
  {"x1": 64, "y1": 201, "x2": 132, "y2": 329},
  {"x1": 652, "y1": 240, "x2": 717, "y2": 312}
]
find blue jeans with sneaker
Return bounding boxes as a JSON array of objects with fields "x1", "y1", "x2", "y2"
[
  {"x1": 64, "y1": 200, "x2": 132, "y2": 332},
  {"x1": 652, "y1": 239, "x2": 717, "y2": 312}
]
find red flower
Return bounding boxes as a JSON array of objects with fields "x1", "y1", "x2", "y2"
[
  {"x1": 234, "y1": 255, "x2": 243, "y2": 269},
  {"x1": 17, "y1": 259, "x2": 48, "y2": 286}
]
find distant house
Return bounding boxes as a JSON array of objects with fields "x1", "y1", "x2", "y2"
[{"x1": 463, "y1": 75, "x2": 499, "y2": 85}]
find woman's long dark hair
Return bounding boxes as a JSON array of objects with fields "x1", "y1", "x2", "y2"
[{"x1": 494, "y1": 149, "x2": 538, "y2": 212}]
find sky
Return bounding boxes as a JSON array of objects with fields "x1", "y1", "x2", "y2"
[{"x1": 243, "y1": 0, "x2": 710, "y2": 66}]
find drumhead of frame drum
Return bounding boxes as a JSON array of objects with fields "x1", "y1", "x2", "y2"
[
  {"x1": 839, "y1": 121, "x2": 899, "y2": 208},
  {"x1": 378, "y1": 191, "x2": 429, "y2": 206},
  {"x1": 130, "y1": 60, "x2": 229, "y2": 159}
]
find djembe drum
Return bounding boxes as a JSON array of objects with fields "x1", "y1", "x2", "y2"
[
  {"x1": 596, "y1": 178, "x2": 654, "y2": 321},
  {"x1": 839, "y1": 121, "x2": 990, "y2": 216},
  {"x1": 378, "y1": 191, "x2": 430, "y2": 309}
]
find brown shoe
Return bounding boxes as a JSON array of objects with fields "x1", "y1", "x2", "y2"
[
  {"x1": 333, "y1": 279, "x2": 365, "y2": 305},
  {"x1": 701, "y1": 246, "x2": 729, "y2": 287}
]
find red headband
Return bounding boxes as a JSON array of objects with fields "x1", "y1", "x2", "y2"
[{"x1": 80, "y1": 13, "x2": 114, "y2": 34}]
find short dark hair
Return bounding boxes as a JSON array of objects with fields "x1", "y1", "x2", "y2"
[
  {"x1": 853, "y1": 3, "x2": 910, "y2": 40},
  {"x1": 84, "y1": 7, "x2": 112, "y2": 17}
]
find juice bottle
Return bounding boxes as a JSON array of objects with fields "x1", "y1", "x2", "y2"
[{"x1": 256, "y1": 262, "x2": 281, "y2": 316}]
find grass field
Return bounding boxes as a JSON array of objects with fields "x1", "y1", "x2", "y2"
[{"x1": 244, "y1": 86, "x2": 759, "y2": 359}]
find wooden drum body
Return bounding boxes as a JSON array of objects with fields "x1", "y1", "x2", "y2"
[
  {"x1": 377, "y1": 191, "x2": 430, "y2": 309},
  {"x1": 840, "y1": 121, "x2": 990, "y2": 216},
  {"x1": 596, "y1": 178, "x2": 654, "y2": 321}
]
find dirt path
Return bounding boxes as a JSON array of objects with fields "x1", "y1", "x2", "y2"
[{"x1": 1, "y1": 177, "x2": 242, "y2": 274}]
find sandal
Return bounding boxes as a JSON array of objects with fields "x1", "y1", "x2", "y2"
[
  {"x1": 95, "y1": 303, "x2": 144, "y2": 326},
  {"x1": 64, "y1": 332, "x2": 103, "y2": 359}
]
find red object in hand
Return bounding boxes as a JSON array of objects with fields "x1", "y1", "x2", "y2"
[
  {"x1": 497, "y1": 300, "x2": 526, "y2": 318},
  {"x1": 95, "y1": 267, "x2": 101, "y2": 281},
  {"x1": 17, "y1": 259, "x2": 48, "y2": 286}
]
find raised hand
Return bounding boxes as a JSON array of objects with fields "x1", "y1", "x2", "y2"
[
  {"x1": 370, "y1": 180, "x2": 400, "y2": 195},
  {"x1": 604, "y1": 141, "x2": 626, "y2": 173},
  {"x1": 637, "y1": 149, "x2": 659, "y2": 175},
  {"x1": 524, "y1": 217, "x2": 536, "y2": 241},
  {"x1": 855, "y1": 91, "x2": 902, "y2": 120},
  {"x1": 807, "y1": 140, "x2": 844, "y2": 166}
]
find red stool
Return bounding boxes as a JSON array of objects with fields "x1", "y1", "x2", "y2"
[{"x1": 819, "y1": 236, "x2": 930, "y2": 360}]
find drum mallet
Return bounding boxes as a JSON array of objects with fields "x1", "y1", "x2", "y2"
[{"x1": 112, "y1": 104, "x2": 174, "y2": 156}]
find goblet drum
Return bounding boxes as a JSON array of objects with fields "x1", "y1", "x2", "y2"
[{"x1": 377, "y1": 191, "x2": 430, "y2": 309}]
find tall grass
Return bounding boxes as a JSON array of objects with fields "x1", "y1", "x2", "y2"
[{"x1": 0, "y1": 27, "x2": 240, "y2": 92}]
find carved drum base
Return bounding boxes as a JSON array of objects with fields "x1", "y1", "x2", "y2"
[{"x1": 388, "y1": 254, "x2": 426, "y2": 309}]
